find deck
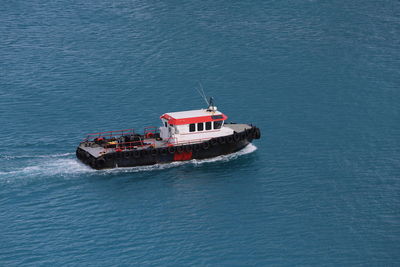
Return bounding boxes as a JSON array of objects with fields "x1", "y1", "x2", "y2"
[{"x1": 79, "y1": 123, "x2": 252, "y2": 158}]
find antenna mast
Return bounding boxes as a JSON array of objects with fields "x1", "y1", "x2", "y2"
[
  {"x1": 196, "y1": 82, "x2": 209, "y2": 106},
  {"x1": 196, "y1": 82, "x2": 217, "y2": 112}
]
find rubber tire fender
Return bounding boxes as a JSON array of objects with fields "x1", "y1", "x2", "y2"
[
  {"x1": 250, "y1": 127, "x2": 257, "y2": 139},
  {"x1": 254, "y1": 128, "x2": 261, "y2": 139},
  {"x1": 133, "y1": 150, "x2": 141, "y2": 158},
  {"x1": 202, "y1": 142, "x2": 210, "y2": 150},
  {"x1": 168, "y1": 146, "x2": 175, "y2": 154},
  {"x1": 218, "y1": 136, "x2": 226, "y2": 144},
  {"x1": 193, "y1": 144, "x2": 201, "y2": 151},
  {"x1": 176, "y1": 146, "x2": 183, "y2": 153},
  {"x1": 184, "y1": 145, "x2": 192, "y2": 152},
  {"x1": 226, "y1": 135, "x2": 234, "y2": 144},
  {"x1": 240, "y1": 131, "x2": 247, "y2": 140},
  {"x1": 160, "y1": 148, "x2": 168, "y2": 155},
  {"x1": 150, "y1": 148, "x2": 158, "y2": 157},
  {"x1": 233, "y1": 133, "x2": 240, "y2": 142},
  {"x1": 141, "y1": 149, "x2": 149, "y2": 157},
  {"x1": 245, "y1": 129, "x2": 251, "y2": 138},
  {"x1": 97, "y1": 158, "x2": 106, "y2": 168},
  {"x1": 210, "y1": 138, "x2": 218, "y2": 146}
]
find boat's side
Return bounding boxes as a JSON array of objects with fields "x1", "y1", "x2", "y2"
[{"x1": 76, "y1": 125, "x2": 261, "y2": 170}]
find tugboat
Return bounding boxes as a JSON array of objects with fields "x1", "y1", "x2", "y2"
[{"x1": 76, "y1": 98, "x2": 261, "y2": 169}]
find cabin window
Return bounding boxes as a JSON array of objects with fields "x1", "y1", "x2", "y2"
[
  {"x1": 205, "y1": 121, "x2": 212, "y2": 130},
  {"x1": 211, "y1": 115, "x2": 223, "y2": 120},
  {"x1": 197, "y1": 122, "x2": 204, "y2": 131},
  {"x1": 164, "y1": 122, "x2": 167, "y2": 127},
  {"x1": 214, "y1": 121, "x2": 223, "y2": 129},
  {"x1": 189, "y1": 124, "x2": 196, "y2": 132}
]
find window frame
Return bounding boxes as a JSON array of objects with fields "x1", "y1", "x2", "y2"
[{"x1": 213, "y1": 120, "x2": 223, "y2": 129}]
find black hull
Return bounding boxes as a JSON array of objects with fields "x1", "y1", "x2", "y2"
[{"x1": 76, "y1": 126, "x2": 260, "y2": 170}]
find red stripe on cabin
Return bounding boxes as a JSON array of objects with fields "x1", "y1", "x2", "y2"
[{"x1": 160, "y1": 114, "x2": 228, "y2": 125}]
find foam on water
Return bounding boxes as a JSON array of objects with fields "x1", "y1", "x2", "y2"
[
  {"x1": 0, "y1": 144, "x2": 257, "y2": 183},
  {"x1": 0, "y1": 153, "x2": 74, "y2": 160}
]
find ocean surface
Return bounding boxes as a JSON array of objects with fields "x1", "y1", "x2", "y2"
[{"x1": 1, "y1": 0, "x2": 399, "y2": 265}]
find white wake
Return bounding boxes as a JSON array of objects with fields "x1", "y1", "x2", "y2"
[{"x1": 0, "y1": 144, "x2": 257, "y2": 182}]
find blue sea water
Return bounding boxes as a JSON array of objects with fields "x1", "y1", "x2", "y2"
[{"x1": 1, "y1": 0, "x2": 399, "y2": 265}]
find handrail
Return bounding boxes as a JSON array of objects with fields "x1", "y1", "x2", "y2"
[
  {"x1": 144, "y1": 126, "x2": 159, "y2": 136},
  {"x1": 84, "y1": 126, "x2": 160, "y2": 141},
  {"x1": 87, "y1": 128, "x2": 135, "y2": 136},
  {"x1": 102, "y1": 136, "x2": 177, "y2": 153},
  {"x1": 85, "y1": 128, "x2": 135, "y2": 141}
]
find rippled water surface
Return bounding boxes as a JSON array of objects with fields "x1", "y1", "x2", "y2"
[{"x1": 1, "y1": 0, "x2": 399, "y2": 265}]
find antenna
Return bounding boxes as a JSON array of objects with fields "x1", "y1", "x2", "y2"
[{"x1": 196, "y1": 81, "x2": 209, "y2": 106}]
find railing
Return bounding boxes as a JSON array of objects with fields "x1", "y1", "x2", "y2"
[
  {"x1": 144, "y1": 126, "x2": 159, "y2": 137},
  {"x1": 101, "y1": 136, "x2": 178, "y2": 153},
  {"x1": 85, "y1": 128, "x2": 136, "y2": 141},
  {"x1": 84, "y1": 126, "x2": 162, "y2": 141}
]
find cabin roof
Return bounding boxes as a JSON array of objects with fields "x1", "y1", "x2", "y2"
[
  {"x1": 160, "y1": 109, "x2": 228, "y2": 125},
  {"x1": 164, "y1": 109, "x2": 223, "y2": 119}
]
